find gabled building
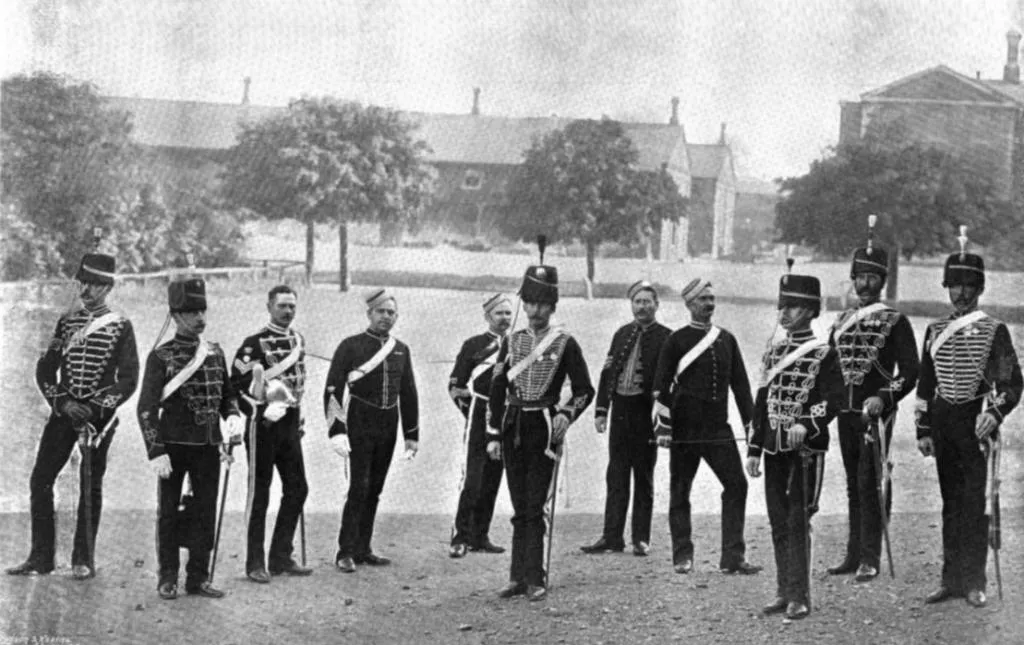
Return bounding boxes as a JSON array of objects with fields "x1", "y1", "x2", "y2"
[
  {"x1": 104, "y1": 87, "x2": 698, "y2": 260},
  {"x1": 409, "y1": 91, "x2": 693, "y2": 260},
  {"x1": 686, "y1": 127, "x2": 736, "y2": 258},
  {"x1": 839, "y1": 30, "x2": 1024, "y2": 201}
]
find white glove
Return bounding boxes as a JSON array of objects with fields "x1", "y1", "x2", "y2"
[
  {"x1": 224, "y1": 415, "x2": 246, "y2": 443},
  {"x1": 150, "y1": 454, "x2": 172, "y2": 479},
  {"x1": 264, "y1": 401, "x2": 288, "y2": 423},
  {"x1": 331, "y1": 434, "x2": 351, "y2": 458}
]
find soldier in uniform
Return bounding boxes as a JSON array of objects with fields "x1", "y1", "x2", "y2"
[
  {"x1": 7, "y1": 252, "x2": 139, "y2": 580},
  {"x1": 325, "y1": 289, "x2": 420, "y2": 573},
  {"x1": 828, "y1": 218, "x2": 919, "y2": 582},
  {"x1": 916, "y1": 229, "x2": 1021, "y2": 609},
  {"x1": 137, "y1": 275, "x2": 245, "y2": 600},
  {"x1": 488, "y1": 258, "x2": 595, "y2": 602},
  {"x1": 448, "y1": 293, "x2": 513, "y2": 558},
  {"x1": 746, "y1": 269, "x2": 844, "y2": 620},
  {"x1": 580, "y1": 280, "x2": 670, "y2": 557},
  {"x1": 652, "y1": 278, "x2": 761, "y2": 575},
  {"x1": 230, "y1": 285, "x2": 312, "y2": 583}
]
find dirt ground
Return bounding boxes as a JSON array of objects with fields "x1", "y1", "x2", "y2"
[{"x1": 1, "y1": 509, "x2": 1021, "y2": 645}]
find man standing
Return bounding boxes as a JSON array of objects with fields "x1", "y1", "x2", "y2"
[
  {"x1": 650, "y1": 278, "x2": 760, "y2": 575},
  {"x1": 137, "y1": 275, "x2": 245, "y2": 600},
  {"x1": 581, "y1": 280, "x2": 670, "y2": 557},
  {"x1": 746, "y1": 269, "x2": 844, "y2": 620},
  {"x1": 325, "y1": 289, "x2": 420, "y2": 573},
  {"x1": 828, "y1": 219, "x2": 919, "y2": 582},
  {"x1": 448, "y1": 293, "x2": 513, "y2": 558},
  {"x1": 915, "y1": 229, "x2": 1021, "y2": 609},
  {"x1": 488, "y1": 257, "x2": 595, "y2": 602},
  {"x1": 231, "y1": 285, "x2": 312, "y2": 583},
  {"x1": 7, "y1": 252, "x2": 139, "y2": 580}
]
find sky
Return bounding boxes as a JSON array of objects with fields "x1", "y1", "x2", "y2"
[{"x1": 3, "y1": 0, "x2": 1023, "y2": 181}]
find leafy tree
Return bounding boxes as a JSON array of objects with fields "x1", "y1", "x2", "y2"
[
  {"x1": 503, "y1": 118, "x2": 686, "y2": 286},
  {"x1": 221, "y1": 98, "x2": 435, "y2": 288},
  {"x1": 775, "y1": 124, "x2": 1005, "y2": 300},
  {"x1": 1, "y1": 72, "x2": 139, "y2": 279}
]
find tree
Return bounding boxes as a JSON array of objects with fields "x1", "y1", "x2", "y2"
[
  {"x1": 775, "y1": 125, "x2": 1005, "y2": 300},
  {"x1": 221, "y1": 98, "x2": 435, "y2": 288},
  {"x1": 503, "y1": 118, "x2": 686, "y2": 287},
  {"x1": 2, "y1": 72, "x2": 140, "y2": 279}
]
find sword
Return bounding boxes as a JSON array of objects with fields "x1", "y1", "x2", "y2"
[
  {"x1": 544, "y1": 443, "x2": 563, "y2": 589},
  {"x1": 867, "y1": 413, "x2": 896, "y2": 578},
  {"x1": 985, "y1": 437, "x2": 1003, "y2": 601},
  {"x1": 77, "y1": 423, "x2": 96, "y2": 572},
  {"x1": 800, "y1": 450, "x2": 814, "y2": 609},
  {"x1": 211, "y1": 364, "x2": 264, "y2": 583}
]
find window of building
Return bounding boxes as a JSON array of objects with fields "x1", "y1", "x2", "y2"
[{"x1": 462, "y1": 169, "x2": 484, "y2": 190}]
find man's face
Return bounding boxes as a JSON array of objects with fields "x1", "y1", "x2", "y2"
[
  {"x1": 631, "y1": 290, "x2": 659, "y2": 324},
  {"x1": 948, "y1": 284, "x2": 982, "y2": 314},
  {"x1": 685, "y1": 287, "x2": 715, "y2": 322},
  {"x1": 367, "y1": 298, "x2": 398, "y2": 334},
  {"x1": 174, "y1": 310, "x2": 207, "y2": 337},
  {"x1": 268, "y1": 293, "x2": 297, "y2": 328},
  {"x1": 486, "y1": 301, "x2": 514, "y2": 334},
  {"x1": 79, "y1": 281, "x2": 111, "y2": 308},
  {"x1": 778, "y1": 304, "x2": 814, "y2": 332},
  {"x1": 854, "y1": 272, "x2": 884, "y2": 301},
  {"x1": 523, "y1": 301, "x2": 554, "y2": 330}
]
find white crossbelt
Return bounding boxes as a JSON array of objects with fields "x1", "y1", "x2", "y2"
[
  {"x1": 832, "y1": 302, "x2": 890, "y2": 339},
  {"x1": 507, "y1": 328, "x2": 565, "y2": 382},
  {"x1": 929, "y1": 310, "x2": 988, "y2": 361},
  {"x1": 263, "y1": 336, "x2": 303, "y2": 381},
  {"x1": 675, "y1": 326, "x2": 721, "y2": 378},
  {"x1": 762, "y1": 338, "x2": 827, "y2": 387},
  {"x1": 161, "y1": 341, "x2": 211, "y2": 401},
  {"x1": 63, "y1": 312, "x2": 121, "y2": 356}
]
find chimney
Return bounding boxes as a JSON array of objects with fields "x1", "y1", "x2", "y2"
[
  {"x1": 472, "y1": 87, "x2": 481, "y2": 115},
  {"x1": 1004, "y1": 29, "x2": 1021, "y2": 83},
  {"x1": 719, "y1": 122, "x2": 727, "y2": 145},
  {"x1": 242, "y1": 77, "x2": 251, "y2": 105},
  {"x1": 670, "y1": 96, "x2": 680, "y2": 125}
]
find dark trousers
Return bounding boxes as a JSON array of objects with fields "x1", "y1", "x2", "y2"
[
  {"x1": 503, "y1": 408, "x2": 556, "y2": 587},
  {"x1": 452, "y1": 396, "x2": 504, "y2": 547},
  {"x1": 244, "y1": 407, "x2": 309, "y2": 570},
  {"x1": 336, "y1": 399, "x2": 398, "y2": 559},
  {"x1": 764, "y1": 450, "x2": 824, "y2": 606},
  {"x1": 668, "y1": 434, "x2": 748, "y2": 568},
  {"x1": 933, "y1": 402, "x2": 989, "y2": 593},
  {"x1": 836, "y1": 411, "x2": 893, "y2": 569},
  {"x1": 157, "y1": 444, "x2": 221, "y2": 587},
  {"x1": 602, "y1": 394, "x2": 657, "y2": 547},
  {"x1": 26, "y1": 414, "x2": 115, "y2": 570}
]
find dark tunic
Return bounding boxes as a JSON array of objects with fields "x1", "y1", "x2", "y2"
[
  {"x1": 323, "y1": 329, "x2": 419, "y2": 441},
  {"x1": 137, "y1": 334, "x2": 240, "y2": 458},
  {"x1": 915, "y1": 310, "x2": 1022, "y2": 594}
]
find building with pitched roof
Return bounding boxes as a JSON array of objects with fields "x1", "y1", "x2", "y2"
[
  {"x1": 686, "y1": 127, "x2": 736, "y2": 258},
  {"x1": 104, "y1": 87, "x2": 707, "y2": 260},
  {"x1": 839, "y1": 30, "x2": 1024, "y2": 201}
]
